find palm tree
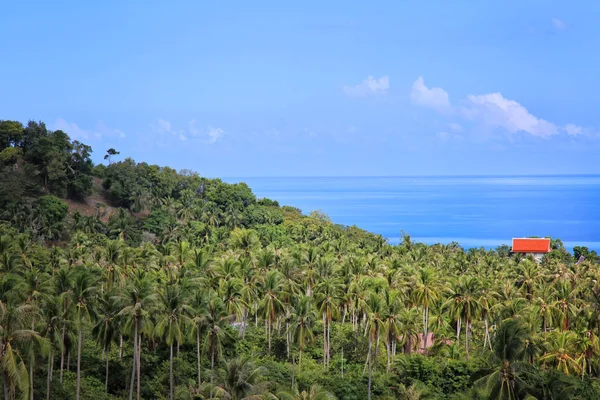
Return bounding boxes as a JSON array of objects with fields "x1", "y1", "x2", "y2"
[
  {"x1": 364, "y1": 292, "x2": 385, "y2": 400},
  {"x1": 445, "y1": 276, "x2": 481, "y2": 359},
  {"x1": 0, "y1": 300, "x2": 46, "y2": 400},
  {"x1": 40, "y1": 296, "x2": 62, "y2": 400},
  {"x1": 71, "y1": 268, "x2": 98, "y2": 400},
  {"x1": 53, "y1": 267, "x2": 73, "y2": 383},
  {"x1": 382, "y1": 289, "x2": 403, "y2": 371},
  {"x1": 260, "y1": 270, "x2": 285, "y2": 354},
  {"x1": 398, "y1": 307, "x2": 421, "y2": 355},
  {"x1": 476, "y1": 319, "x2": 531, "y2": 400},
  {"x1": 315, "y1": 277, "x2": 341, "y2": 368},
  {"x1": 540, "y1": 331, "x2": 580, "y2": 375},
  {"x1": 413, "y1": 267, "x2": 441, "y2": 354},
  {"x1": 155, "y1": 284, "x2": 192, "y2": 400},
  {"x1": 211, "y1": 356, "x2": 271, "y2": 400},
  {"x1": 188, "y1": 287, "x2": 208, "y2": 388},
  {"x1": 204, "y1": 294, "x2": 233, "y2": 378},
  {"x1": 92, "y1": 290, "x2": 121, "y2": 391},
  {"x1": 118, "y1": 271, "x2": 157, "y2": 400},
  {"x1": 276, "y1": 384, "x2": 337, "y2": 400},
  {"x1": 290, "y1": 296, "x2": 316, "y2": 368}
]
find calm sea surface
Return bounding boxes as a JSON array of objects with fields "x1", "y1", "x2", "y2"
[{"x1": 224, "y1": 176, "x2": 600, "y2": 251}]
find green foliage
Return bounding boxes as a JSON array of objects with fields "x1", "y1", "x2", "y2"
[
  {"x1": 0, "y1": 117, "x2": 599, "y2": 400},
  {"x1": 37, "y1": 195, "x2": 69, "y2": 226}
]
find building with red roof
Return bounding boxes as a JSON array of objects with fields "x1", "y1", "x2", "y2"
[{"x1": 511, "y1": 238, "x2": 551, "y2": 262}]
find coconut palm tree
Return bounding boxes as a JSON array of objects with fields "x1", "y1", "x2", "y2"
[
  {"x1": 118, "y1": 270, "x2": 157, "y2": 400},
  {"x1": 188, "y1": 287, "x2": 208, "y2": 388},
  {"x1": 40, "y1": 296, "x2": 62, "y2": 400},
  {"x1": 71, "y1": 268, "x2": 98, "y2": 400},
  {"x1": 540, "y1": 331, "x2": 580, "y2": 375},
  {"x1": 211, "y1": 356, "x2": 271, "y2": 400},
  {"x1": 275, "y1": 384, "x2": 337, "y2": 400},
  {"x1": 92, "y1": 290, "x2": 121, "y2": 391},
  {"x1": 290, "y1": 296, "x2": 316, "y2": 368},
  {"x1": 204, "y1": 294, "x2": 233, "y2": 378},
  {"x1": 365, "y1": 292, "x2": 385, "y2": 400},
  {"x1": 413, "y1": 267, "x2": 441, "y2": 354},
  {"x1": 445, "y1": 275, "x2": 481, "y2": 359},
  {"x1": 315, "y1": 277, "x2": 341, "y2": 368},
  {"x1": 0, "y1": 299, "x2": 46, "y2": 400},
  {"x1": 476, "y1": 319, "x2": 531, "y2": 400},
  {"x1": 260, "y1": 270, "x2": 285, "y2": 354},
  {"x1": 155, "y1": 284, "x2": 192, "y2": 400}
]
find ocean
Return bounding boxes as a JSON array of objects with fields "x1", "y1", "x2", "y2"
[{"x1": 224, "y1": 176, "x2": 600, "y2": 251}]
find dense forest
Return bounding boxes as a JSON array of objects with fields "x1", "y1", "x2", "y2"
[{"x1": 1, "y1": 119, "x2": 600, "y2": 400}]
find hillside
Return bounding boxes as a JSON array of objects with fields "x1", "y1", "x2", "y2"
[{"x1": 1, "y1": 119, "x2": 600, "y2": 400}]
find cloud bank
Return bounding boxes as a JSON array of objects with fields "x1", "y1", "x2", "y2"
[
  {"x1": 153, "y1": 119, "x2": 225, "y2": 144},
  {"x1": 344, "y1": 76, "x2": 389, "y2": 97},
  {"x1": 410, "y1": 77, "x2": 585, "y2": 138},
  {"x1": 53, "y1": 118, "x2": 126, "y2": 141}
]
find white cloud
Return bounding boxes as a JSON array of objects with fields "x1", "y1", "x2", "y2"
[
  {"x1": 157, "y1": 119, "x2": 172, "y2": 133},
  {"x1": 410, "y1": 77, "x2": 588, "y2": 139},
  {"x1": 151, "y1": 118, "x2": 187, "y2": 141},
  {"x1": 410, "y1": 77, "x2": 451, "y2": 113},
  {"x1": 462, "y1": 93, "x2": 558, "y2": 138},
  {"x1": 436, "y1": 131, "x2": 463, "y2": 142},
  {"x1": 448, "y1": 123, "x2": 462, "y2": 132},
  {"x1": 188, "y1": 120, "x2": 224, "y2": 144},
  {"x1": 344, "y1": 75, "x2": 389, "y2": 97},
  {"x1": 52, "y1": 118, "x2": 125, "y2": 141},
  {"x1": 563, "y1": 124, "x2": 583, "y2": 136},
  {"x1": 552, "y1": 18, "x2": 568, "y2": 31},
  {"x1": 207, "y1": 127, "x2": 224, "y2": 144},
  {"x1": 437, "y1": 131, "x2": 449, "y2": 141}
]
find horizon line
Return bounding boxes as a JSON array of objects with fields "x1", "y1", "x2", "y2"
[{"x1": 221, "y1": 173, "x2": 600, "y2": 179}]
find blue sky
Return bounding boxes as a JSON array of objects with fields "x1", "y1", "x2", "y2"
[{"x1": 2, "y1": 1, "x2": 600, "y2": 177}]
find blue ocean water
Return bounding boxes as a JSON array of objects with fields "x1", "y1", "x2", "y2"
[{"x1": 224, "y1": 176, "x2": 600, "y2": 251}]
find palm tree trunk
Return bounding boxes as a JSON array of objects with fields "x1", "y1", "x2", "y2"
[
  {"x1": 29, "y1": 358, "x2": 34, "y2": 400},
  {"x1": 196, "y1": 328, "x2": 202, "y2": 388},
  {"x1": 136, "y1": 328, "x2": 141, "y2": 400},
  {"x1": 367, "y1": 337, "x2": 372, "y2": 400},
  {"x1": 129, "y1": 322, "x2": 138, "y2": 400},
  {"x1": 50, "y1": 351, "x2": 54, "y2": 382},
  {"x1": 76, "y1": 326, "x2": 83, "y2": 400},
  {"x1": 327, "y1": 318, "x2": 331, "y2": 367},
  {"x1": 105, "y1": 351, "x2": 109, "y2": 391},
  {"x1": 423, "y1": 306, "x2": 429, "y2": 354},
  {"x1": 291, "y1": 354, "x2": 295, "y2": 390},
  {"x1": 169, "y1": 343, "x2": 174, "y2": 400},
  {"x1": 285, "y1": 322, "x2": 290, "y2": 359},
  {"x1": 465, "y1": 319, "x2": 470, "y2": 360},
  {"x1": 119, "y1": 335, "x2": 123, "y2": 359},
  {"x1": 46, "y1": 350, "x2": 53, "y2": 400},
  {"x1": 3, "y1": 370, "x2": 10, "y2": 400},
  {"x1": 485, "y1": 317, "x2": 492, "y2": 350},
  {"x1": 322, "y1": 312, "x2": 327, "y2": 366},
  {"x1": 386, "y1": 338, "x2": 391, "y2": 372},
  {"x1": 60, "y1": 326, "x2": 65, "y2": 382},
  {"x1": 456, "y1": 317, "x2": 461, "y2": 344},
  {"x1": 268, "y1": 320, "x2": 272, "y2": 354}
]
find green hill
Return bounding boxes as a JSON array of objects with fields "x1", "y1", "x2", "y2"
[{"x1": 1, "y1": 119, "x2": 600, "y2": 400}]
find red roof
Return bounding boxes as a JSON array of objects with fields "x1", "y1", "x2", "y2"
[{"x1": 512, "y1": 238, "x2": 551, "y2": 253}]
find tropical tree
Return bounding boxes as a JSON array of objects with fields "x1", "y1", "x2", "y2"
[
  {"x1": 476, "y1": 319, "x2": 531, "y2": 400},
  {"x1": 118, "y1": 271, "x2": 157, "y2": 400},
  {"x1": 260, "y1": 270, "x2": 285, "y2": 354},
  {"x1": 413, "y1": 267, "x2": 441, "y2": 354},
  {"x1": 71, "y1": 268, "x2": 98, "y2": 400},
  {"x1": 155, "y1": 284, "x2": 192, "y2": 400}
]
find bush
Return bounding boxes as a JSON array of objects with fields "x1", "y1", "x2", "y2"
[{"x1": 37, "y1": 195, "x2": 69, "y2": 225}]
